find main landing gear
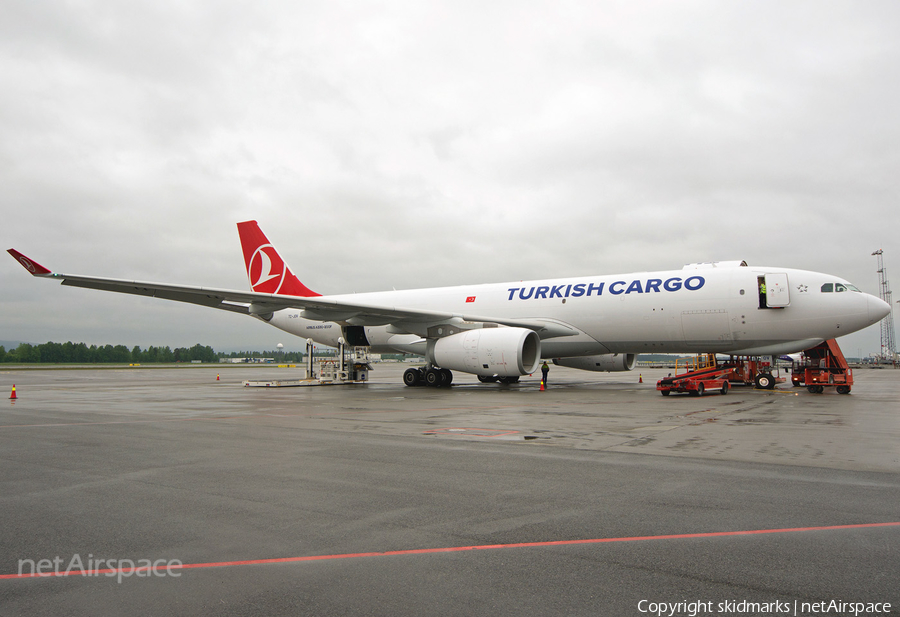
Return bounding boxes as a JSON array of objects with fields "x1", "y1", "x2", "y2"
[
  {"x1": 402, "y1": 366, "x2": 521, "y2": 387},
  {"x1": 403, "y1": 366, "x2": 453, "y2": 388}
]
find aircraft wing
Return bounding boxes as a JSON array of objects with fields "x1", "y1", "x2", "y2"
[{"x1": 7, "y1": 250, "x2": 578, "y2": 339}]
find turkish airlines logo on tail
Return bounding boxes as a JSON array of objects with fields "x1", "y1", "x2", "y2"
[
  {"x1": 17, "y1": 256, "x2": 37, "y2": 274},
  {"x1": 248, "y1": 244, "x2": 287, "y2": 294}
]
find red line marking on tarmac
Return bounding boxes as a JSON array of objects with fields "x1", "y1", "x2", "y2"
[{"x1": 4, "y1": 521, "x2": 898, "y2": 580}]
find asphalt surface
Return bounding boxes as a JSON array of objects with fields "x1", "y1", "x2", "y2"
[{"x1": 0, "y1": 364, "x2": 898, "y2": 616}]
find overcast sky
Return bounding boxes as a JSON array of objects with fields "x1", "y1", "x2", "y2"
[{"x1": 2, "y1": 1, "x2": 898, "y2": 355}]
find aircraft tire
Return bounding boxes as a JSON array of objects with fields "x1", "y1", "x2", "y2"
[
  {"x1": 403, "y1": 368, "x2": 423, "y2": 387},
  {"x1": 440, "y1": 369, "x2": 453, "y2": 387},
  {"x1": 425, "y1": 368, "x2": 443, "y2": 387},
  {"x1": 755, "y1": 373, "x2": 775, "y2": 389},
  {"x1": 478, "y1": 375, "x2": 498, "y2": 383}
]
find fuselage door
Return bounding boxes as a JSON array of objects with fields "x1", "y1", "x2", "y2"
[{"x1": 765, "y1": 273, "x2": 790, "y2": 307}]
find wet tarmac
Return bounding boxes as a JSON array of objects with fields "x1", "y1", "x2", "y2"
[{"x1": 1, "y1": 364, "x2": 898, "y2": 616}]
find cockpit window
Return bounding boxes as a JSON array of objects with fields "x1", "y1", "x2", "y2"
[{"x1": 821, "y1": 282, "x2": 861, "y2": 293}]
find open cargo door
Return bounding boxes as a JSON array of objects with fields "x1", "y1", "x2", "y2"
[{"x1": 764, "y1": 273, "x2": 790, "y2": 307}]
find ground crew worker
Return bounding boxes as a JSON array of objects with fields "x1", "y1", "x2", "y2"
[
  {"x1": 541, "y1": 361, "x2": 549, "y2": 387},
  {"x1": 759, "y1": 280, "x2": 767, "y2": 307}
]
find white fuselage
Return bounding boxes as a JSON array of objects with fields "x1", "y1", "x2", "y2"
[{"x1": 267, "y1": 265, "x2": 888, "y2": 358}]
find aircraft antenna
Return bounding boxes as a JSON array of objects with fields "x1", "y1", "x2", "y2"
[{"x1": 872, "y1": 249, "x2": 897, "y2": 366}]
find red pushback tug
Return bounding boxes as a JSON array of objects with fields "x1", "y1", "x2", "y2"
[{"x1": 790, "y1": 339, "x2": 853, "y2": 394}]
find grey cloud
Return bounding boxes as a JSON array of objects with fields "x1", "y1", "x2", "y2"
[{"x1": 2, "y1": 0, "x2": 897, "y2": 354}]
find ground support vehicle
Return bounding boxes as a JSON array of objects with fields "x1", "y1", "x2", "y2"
[
  {"x1": 721, "y1": 357, "x2": 784, "y2": 389},
  {"x1": 790, "y1": 339, "x2": 853, "y2": 394},
  {"x1": 656, "y1": 355, "x2": 733, "y2": 396},
  {"x1": 656, "y1": 354, "x2": 787, "y2": 396}
]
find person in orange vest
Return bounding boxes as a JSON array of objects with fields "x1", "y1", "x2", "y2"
[{"x1": 541, "y1": 361, "x2": 549, "y2": 387}]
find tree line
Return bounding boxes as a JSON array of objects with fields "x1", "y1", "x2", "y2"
[
  {"x1": 0, "y1": 342, "x2": 218, "y2": 364},
  {"x1": 1, "y1": 342, "x2": 415, "y2": 364}
]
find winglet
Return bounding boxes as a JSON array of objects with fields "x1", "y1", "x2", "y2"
[
  {"x1": 7, "y1": 249, "x2": 52, "y2": 276},
  {"x1": 236, "y1": 221, "x2": 320, "y2": 297}
]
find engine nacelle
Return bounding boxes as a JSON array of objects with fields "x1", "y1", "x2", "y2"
[
  {"x1": 552, "y1": 353, "x2": 636, "y2": 372},
  {"x1": 428, "y1": 327, "x2": 541, "y2": 377}
]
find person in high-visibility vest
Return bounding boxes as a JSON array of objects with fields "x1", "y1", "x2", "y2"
[
  {"x1": 759, "y1": 281, "x2": 767, "y2": 307},
  {"x1": 541, "y1": 361, "x2": 550, "y2": 387}
]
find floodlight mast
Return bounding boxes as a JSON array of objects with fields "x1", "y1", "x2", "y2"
[{"x1": 872, "y1": 249, "x2": 897, "y2": 366}]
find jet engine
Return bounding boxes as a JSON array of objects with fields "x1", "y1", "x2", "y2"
[
  {"x1": 552, "y1": 353, "x2": 636, "y2": 372},
  {"x1": 428, "y1": 327, "x2": 541, "y2": 377}
]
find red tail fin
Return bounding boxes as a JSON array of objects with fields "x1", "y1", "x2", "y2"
[
  {"x1": 237, "y1": 221, "x2": 320, "y2": 297},
  {"x1": 7, "y1": 249, "x2": 52, "y2": 276}
]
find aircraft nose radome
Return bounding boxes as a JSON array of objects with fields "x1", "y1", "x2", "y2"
[{"x1": 867, "y1": 294, "x2": 891, "y2": 323}]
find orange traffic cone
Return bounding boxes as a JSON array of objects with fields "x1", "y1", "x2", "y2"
[
  {"x1": 216, "y1": 374, "x2": 220, "y2": 381},
  {"x1": 9, "y1": 385, "x2": 16, "y2": 400},
  {"x1": 639, "y1": 374, "x2": 643, "y2": 383},
  {"x1": 540, "y1": 379, "x2": 545, "y2": 391}
]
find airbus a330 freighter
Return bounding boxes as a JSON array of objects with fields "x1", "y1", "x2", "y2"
[{"x1": 8, "y1": 221, "x2": 891, "y2": 387}]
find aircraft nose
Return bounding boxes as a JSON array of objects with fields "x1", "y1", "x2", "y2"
[{"x1": 867, "y1": 294, "x2": 891, "y2": 323}]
